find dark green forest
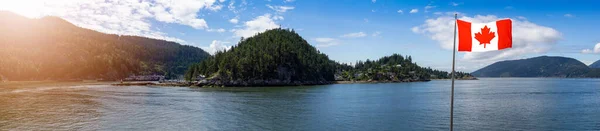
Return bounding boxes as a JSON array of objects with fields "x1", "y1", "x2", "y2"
[
  {"x1": 185, "y1": 28, "x2": 336, "y2": 82},
  {"x1": 0, "y1": 11, "x2": 210, "y2": 81},
  {"x1": 0, "y1": 11, "x2": 474, "y2": 82},
  {"x1": 185, "y1": 28, "x2": 474, "y2": 83},
  {"x1": 336, "y1": 54, "x2": 474, "y2": 81}
]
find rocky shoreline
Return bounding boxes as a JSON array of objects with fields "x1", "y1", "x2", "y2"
[
  {"x1": 192, "y1": 79, "x2": 332, "y2": 87},
  {"x1": 431, "y1": 76, "x2": 479, "y2": 80},
  {"x1": 334, "y1": 79, "x2": 431, "y2": 84},
  {"x1": 112, "y1": 79, "x2": 332, "y2": 87},
  {"x1": 112, "y1": 77, "x2": 477, "y2": 87}
]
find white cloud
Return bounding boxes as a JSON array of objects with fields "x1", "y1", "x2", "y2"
[
  {"x1": 581, "y1": 43, "x2": 600, "y2": 54},
  {"x1": 285, "y1": 0, "x2": 295, "y2": 3},
  {"x1": 207, "y1": 28, "x2": 226, "y2": 33},
  {"x1": 231, "y1": 14, "x2": 280, "y2": 38},
  {"x1": 372, "y1": 31, "x2": 381, "y2": 37},
  {"x1": 340, "y1": 32, "x2": 367, "y2": 38},
  {"x1": 412, "y1": 13, "x2": 561, "y2": 63},
  {"x1": 372, "y1": 0, "x2": 376, "y2": 3},
  {"x1": 316, "y1": 44, "x2": 340, "y2": 48},
  {"x1": 397, "y1": 10, "x2": 403, "y2": 14},
  {"x1": 207, "y1": 4, "x2": 224, "y2": 11},
  {"x1": 564, "y1": 14, "x2": 575, "y2": 18},
  {"x1": 148, "y1": 0, "x2": 223, "y2": 29},
  {"x1": 202, "y1": 40, "x2": 232, "y2": 55},
  {"x1": 314, "y1": 38, "x2": 340, "y2": 47},
  {"x1": 0, "y1": 0, "x2": 226, "y2": 44},
  {"x1": 229, "y1": 18, "x2": 239, "y2": 24},
  {"x1": 450, "y1": 2, "x2": 461, "y2": 6},
  {"x1": 227, "y1": 0, "x2": 237, "y2": 13},
  {"x1": 315, "y1": 38, "x2": 336, "y2": 43},
  {"x1": 273, "y1": 15, "x2": 284, "y2": 20},
  {"x1": 410, "y1": 9, "x2": 419, "y2": 13},
  {"x1": 266, "y1": 5, "x2": 295, "y2": 13},
  {"x1": 424, "y1": 5, "x2": 436, "y2": 12}
]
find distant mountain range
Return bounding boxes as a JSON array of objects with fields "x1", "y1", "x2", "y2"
[
  {"x1": 590, "y1": 60, "x2": 600, "y2": 68},
  {"x1": 472, "y1": 56, "x2": 600, "y2": 78},
  {"x1": 0, "y1": 11, "x2": 210, "y2": 81}
]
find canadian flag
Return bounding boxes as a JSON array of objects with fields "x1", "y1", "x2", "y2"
[{"x1": 456, "y1": 19, "x2": 512, "y2": 52}]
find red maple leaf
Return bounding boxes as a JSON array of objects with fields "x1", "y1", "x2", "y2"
[{"x1": 474, "y1": 25, "x2": 495, "y2": 48}]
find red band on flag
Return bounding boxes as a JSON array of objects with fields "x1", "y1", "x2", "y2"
[
  {"x1": 496, "y1": 19, "x2": 512, "y2": 50},
  {"x1": 457, "y1": 20, "x2": 472, "y2": 52}
]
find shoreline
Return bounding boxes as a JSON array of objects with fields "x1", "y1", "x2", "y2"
[
  {"x1": 431, "y1": 77, "x2": 479, "y2": 80},
  {"x1": 113, "y1": 79, "x2": 433, "y2": 87},
  {"x1": 0, "y1": 81, "x2": 118, "y2": 90},
  {"x1": 334, "y1": 79, "x2": 430, "y2": 84},
  {"x1": 190, "y1": 80, "x2": 333, "y2": 87},
  {"x1": 2, "y1": 78, "x2": 479, "y2": 88}
]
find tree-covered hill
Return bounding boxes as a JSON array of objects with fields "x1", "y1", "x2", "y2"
[
  {"x1": 185, "y1": 28, "x2": 337, "y2": 86},
  {"x1": 471, "y1": 56, "x2": 593, "y2": 77},
  {"x1": 336, "y1": 54, "x2": 475, "y2": 81},
  {"x1": 0, "y1": 11, "x2": 210, "y2": 81},
  {"x1": 185, "y1": 29, "x2": 475, "y2": 86},
  {"x1": 590, "y1": 59, "x2": 600, "y2": 68}
]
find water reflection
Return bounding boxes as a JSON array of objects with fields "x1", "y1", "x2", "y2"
[
  {"x1": 0, "y1": 78, "x2": 599, "y2": 130},
  {"x1": 0, "y1": 85, "x2": 103, "y2": 130}
]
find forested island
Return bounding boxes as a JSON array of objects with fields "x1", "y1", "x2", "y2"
[
  {"x1": 335, "y1": 54, "x2": 475, "y2": 83},
  {"x1": 184, "y1": 28, "x2": 337, "y2": 86},
  {"x1": 184, "y1": 28, "x2": 475, "y2": 87}
]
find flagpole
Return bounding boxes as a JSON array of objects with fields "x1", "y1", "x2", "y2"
[{"x1": 450, "y1": 13, "x2": 457, "y2": 131}]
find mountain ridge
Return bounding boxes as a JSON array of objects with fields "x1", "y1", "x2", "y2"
[
  {"x1": 590, "y1": 60, "x2": 600, "y2": 68},
  {"x1": 472, "y1": 56, "x2": 598, "y2": 77},
  {"x1": 0, "y1": 11, "x2": 210, "y2": 81}
]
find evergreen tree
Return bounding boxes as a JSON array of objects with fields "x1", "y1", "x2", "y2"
[{"x1": 185, "y1": 28, "x2": 336, "y2": 82}]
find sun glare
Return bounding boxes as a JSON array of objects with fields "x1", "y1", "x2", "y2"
[{"x1": 0, "y1": 0, "x2": 46, "y2": 18}]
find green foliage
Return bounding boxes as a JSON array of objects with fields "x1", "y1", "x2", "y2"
[
  {"x1": 185, "y1": 28, "x2": 336, "y2": 82},
  {"x1": 0, "y1": 12, "x2": 210, "y2": 81},
  {"x1": 337, "y1": 54, "x2": 473, "y2": 81}
]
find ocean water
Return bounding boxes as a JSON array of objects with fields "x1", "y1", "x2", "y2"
[{"x1": 1, "y1": 78, "x2": 599, "y2": 130}]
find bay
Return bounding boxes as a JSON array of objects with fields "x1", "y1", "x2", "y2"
[{"x1": 1, "y1": 78, "x2": 599, "y2": 130}]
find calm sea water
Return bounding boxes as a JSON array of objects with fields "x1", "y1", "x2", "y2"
[{"x1": 1, "y1": 78, "x2": 599, "y2": 130}]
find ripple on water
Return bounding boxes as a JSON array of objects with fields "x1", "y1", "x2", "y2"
[{"x1": 1, "y1": 78, "x2": 600, "y2": 130}]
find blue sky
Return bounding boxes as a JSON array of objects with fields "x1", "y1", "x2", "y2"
[{"x1": 1, "y1": 0, "x2": 599, "y2": 72}]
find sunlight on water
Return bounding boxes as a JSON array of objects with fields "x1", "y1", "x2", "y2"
[{"x1": 1, "y1": 78, "x2": 599, "y2": 130}]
